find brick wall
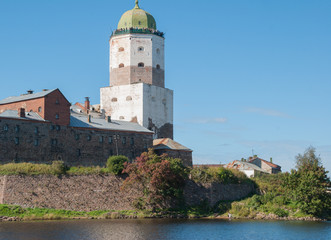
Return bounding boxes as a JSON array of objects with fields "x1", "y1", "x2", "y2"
[{"x1": 0, "y1": 117, "x2": 153, "y2": 166}]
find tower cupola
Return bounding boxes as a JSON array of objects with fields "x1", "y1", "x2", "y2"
[{"x1": 117, "y1": 0, "x2": 157, "y2": 30}]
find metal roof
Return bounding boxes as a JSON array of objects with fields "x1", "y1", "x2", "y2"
[
  {"x1": 153, "y1": 138, "x2": 192, "y2": 151},
  {"x1": 225, "y1": 160, "x2": 269, "y2": 173},
  {"x1": 0, "y1": 89, "x2": 57, "y2": 105},
  {"x1": 0, "y1": 110, "x2": 46, "y2": 122},
  {"x1": 70, "y1": 112, "x2": 153, "y2": 134}
]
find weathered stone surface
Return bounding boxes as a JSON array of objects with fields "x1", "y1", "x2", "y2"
[
  {"x1": 1, "y1": 176, "x2": 255, "y2": 211},
  {"x1": 2, "y1": 175, "x2": 143, "y2": 211},
  {"x1": 184, "y1": 180, "x2": 255, "y2": 206}
]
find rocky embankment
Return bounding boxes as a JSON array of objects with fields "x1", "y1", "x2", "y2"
[{"x1": 0, "y1": 216, "x2": 20, "y2": 222}]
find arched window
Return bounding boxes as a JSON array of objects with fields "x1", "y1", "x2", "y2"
[
  {"x1": 38, "y1": 107, "x2": 42, "y2": 113},
  {"x1": 156, "y1": 64, "x2": 161, "y2": 70},
  {"x1": 138, "y1": 46, "x2": 144, "y2": 52},
  {"x1": 118, "y1": 47, "x2": 124, "y2": 52},
  {"x1": 138, "y1": 62, "x2": 144, "y2": 68},
  {"x1": 126, "y1": 96, "x2": 132, "y2": 101},
  {"x1": 120, "y1": 116, "x2": 125, "y2": 120},
  {"x1": 156, "y1": 48, "x2": 160, "y2": 54},
  {"x1": 111, "y1": 98, "x2": 118, "y2": 102},
  {"x1": 119, "y1": 63, "x2": 124, "y2": 68}
]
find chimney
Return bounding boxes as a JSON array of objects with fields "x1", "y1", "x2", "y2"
[
  {"x1": 88, "y1": 114, "x2": 91, "y2": 123},
  {"x1": 42, "y1": 89, "x2": 49, "y2": 91},
  {"x1": 18, "y1": 108, "x2": 25, "y2": 118},
  {"x1": 85, "y1": 97, "x2": 90, "y2": 113},
  {"x1": 107, "y1": 115, "x2": 111, "y2": 123},
  {"x1": 27, "y1": 90, "x2": 34, "y2": 94}
]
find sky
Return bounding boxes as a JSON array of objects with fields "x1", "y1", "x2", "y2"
[{"x1": 0, "y1": 0, "x2": 330, "y2": 173}]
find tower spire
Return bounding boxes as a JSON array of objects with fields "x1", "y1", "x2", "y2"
[{"x1": 135, "y1": 0, "x2": 140, "y2": 9}]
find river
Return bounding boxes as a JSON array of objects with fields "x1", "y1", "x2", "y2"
[{"x1": 0, "y1": 219, "x2": 330, "y2": 240}]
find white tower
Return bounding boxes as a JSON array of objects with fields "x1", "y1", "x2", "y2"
[{"x1": 101, "y1": 0, "x2": 173, "y2": 139}]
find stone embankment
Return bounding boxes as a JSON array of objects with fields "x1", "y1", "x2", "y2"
[
  {"x1": 0, "y1": 175, "x2": 255, "y2": 212},
  {"x1": 0, "y1": 216, "x2": 20, "y2": 222}
]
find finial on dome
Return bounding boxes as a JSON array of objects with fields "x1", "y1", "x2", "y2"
[{"x1": 135, "y1": 0, "x2": 140, "y2": 9}]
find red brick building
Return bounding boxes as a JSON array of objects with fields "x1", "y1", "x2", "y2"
[{"x1": 0, "y1": 89, "x2": 71, "y2": 126}]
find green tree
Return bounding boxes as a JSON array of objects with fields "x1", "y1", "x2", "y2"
[
  {"x1": 107, "y1": 155, "x2": 129, "y2": 175},
  {"x1": 284, "y1": 147, "x2": 330, "y2": 216}
]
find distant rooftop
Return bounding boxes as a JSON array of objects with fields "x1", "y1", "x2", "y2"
[
  {"x1": 225, "y1": 160, "x2": 269, "y2": 173},
  {"x1": 0, "y1": 89, "x2": 57, "y2": 105},
  {"x1": 153, "y1": 138, "x2": 192, "y2": 151},
  {"x1": 0, "y1": 109, "x2": 46, "y2": 122}
]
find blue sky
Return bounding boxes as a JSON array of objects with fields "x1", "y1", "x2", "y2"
[{"x1": 0, "y1": 0, "x2": 330, "y2": 173}]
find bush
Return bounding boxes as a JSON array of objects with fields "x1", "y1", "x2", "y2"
[
  {"x1": 273, "y1": 208, "x2": 289, "y2": 217},
  {"x1": 217, "y1": 167, "x2": 238, "y2": 184},
  {"x1": 107, "y1": 155, "x2": 129, "y2": 175},
  {"x1": 51, "y1": 161, "x2": 67, "y2": 175}
]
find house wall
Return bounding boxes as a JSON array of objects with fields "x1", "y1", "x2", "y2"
[
  {"x1": 0, "y1": 117, "x2": 153, "y2": 166},
  {"x1": 154, "y1": 149, "x2": 192, "y2": 168}
]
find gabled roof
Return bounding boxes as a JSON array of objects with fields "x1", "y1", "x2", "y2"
[
  {"x1": 0, "y1": 110, "x2": 46, "y2": 122},
  {"x1": 0, "y1": 89, "x2": 57, "y2": 105},
  {"x1": 225, "y1": 160, "x2": 269, "y2": 173},
  {"x1": 153, "y1": 138, "x2": 192, "y2": 152},
  {"x1": 249, "y1": 157, "x2": 281, "y2": 169},
  {"x1": 70, "y1": 112, "x2": 153, "y2": 134}
]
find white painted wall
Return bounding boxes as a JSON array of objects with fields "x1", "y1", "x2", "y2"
[
  {"x1": 100, "y1": 83, "x2": 173, "y2": 137},
  {"x1": 110, "y1": 34, "x2": 164, "y2": 71}
]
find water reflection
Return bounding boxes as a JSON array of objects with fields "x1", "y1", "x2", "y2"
[{"x1": 0, "y1": 219, "x2": 330, "y2": 240}]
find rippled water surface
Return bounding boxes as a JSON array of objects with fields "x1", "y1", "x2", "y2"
[{"x1": 0, "y1": 219, "x2": 330, "y2": 240}]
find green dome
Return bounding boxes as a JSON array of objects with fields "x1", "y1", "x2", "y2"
[{"x1": 117, "y1": 0, "x2": 157, "y2": 30}]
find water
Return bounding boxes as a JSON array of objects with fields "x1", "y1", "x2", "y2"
[{"x1": 0, "y1": 219, "x2": 330, "y2": 240}]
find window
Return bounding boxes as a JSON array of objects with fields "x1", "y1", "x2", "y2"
[
  {"x1": 34, "y1": 127, "x2": 39, "y2": 134},
  {"x1": 3, "y1": 125, "x2": 8, "y2": 131},
  {"x1": 119, "y1": 63, "x2": 125, "y2": 68},
  {"x1": 75, "y1": 134, "x2": 80, "y2": 140},
  {"x1": 77, "y1": 149, "x2": 81, "y2": 157},
  {"x1": 38, "y1": 107, "x2": 42, "y2": 113},
  {"x1": 55, "y1": 114, "x2": 59, "y2": 119},
  {"x1": 156, "y1": 48, "x2": 160, "y2": 54},
  {"x1": 34, "y1": 139, "x2": 39, "y2": 146},
  {"x1": 130, "y1": 137, "x2": 134, "y2": 146},
  {"x1": 138, "y1": 46, "x2": 144, "y2": 51},
  {"x1": 51, "y1": 139, "x2": 58, "y2": 146},
  {"x1": 50, "y1": 125, "x2": 55, "y2": 130},
  {"x1": 119, "y1": 116, "x2": 124, "y2": 120},
  {"x1": 118, "y1": 47, "x2": 124, "y2": 52},
  {"x1": 56, "y1": 125, "x2": 61, "y2": 131},
  {"x1": 138, "y1": 62, "x2": 144, "y2": 68},
  {"x1": 109, "y1": 149, "x2": 113, "y2": 156},
  {"x1": 87, "y1": 135, "x2": 91, "y2": 141},
  {"x1": 15, "y1": 125, "x2": 20, "y2": 133},
  {"x1": 122, "y1": 137, "x2": 126, "y2": 145},
  {"x1": 156, "y1": 64, "x2": 161, "y2": 70},
  {"x1": 55, "y1": 99, "x2": 59, "y2": 105},
  {"x1": 15, "y1": 137, "x2": 19, "y2": 145},
  {"x1": 111, "y1": 98, "x2": 118, "y2": 102},
  {"x1": 108, "y1": 136, "x2": 113, "y2": 144},
  {"x1": 126, "y1": 96, "x2": 132, "y2": 101},
  {"x1": 138, "y1": 21, "x2": 141, "y2": 25},
  {"x1": 99, "y1": 136, "x2": 104, "y2": 143}
]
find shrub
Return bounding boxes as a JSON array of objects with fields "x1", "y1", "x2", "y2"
[
  {"x1": 51, "y1": 161, "x2": 67, "y2": 175},
  {"x1": 107, "y1": 155, "x2": 129, "y2": 175},
  {"x1": 190, "y1": 167, "x2": 214, "y2": 183},
  {"x1": 273, "y1": 208, "x2": 289, "y2": 217},
  {"x1": 217, "y1": 167, "x2": 238, "y2": 184}
]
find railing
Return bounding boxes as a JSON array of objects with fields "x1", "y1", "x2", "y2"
[{"x1": 112, "y1": 28, "x2": 165, "y2": 38}]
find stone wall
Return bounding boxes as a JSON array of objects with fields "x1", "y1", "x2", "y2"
[
  {"x1": 184, "y1": 180, "x2": 255, "y2": 207},
  {"x1": 0, "y1": 117, "x2": 153, "y2": 166},
  {"x1": 1, "y1": 175, "x2": 142, "y2": 211},
  {"x1": 0, "y1": 175, "x2": 255, "y2": 211}
]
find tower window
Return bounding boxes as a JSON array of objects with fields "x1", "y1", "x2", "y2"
[
  {"x1": 156, "y1": 64, "x2": 161, "y2": 69},
  {"x1": 119, "y1": 63, "x2": 125, "y2": 68},
  {"x1": 111, "y1": 98, "x2": 118, "y2": 102},
  {"x1": 138, "y1": 62, "x2": 144, "y2": 68},
  {"x1": 156, "y1": 48, "x2": 160, "y2": 54},
  {"x1": 118, "y1": 47, "x2": 124, "y2": 52},
  {"x1": 126, "y1": 96, "x2": 132, "y2": 101},
  {"x1": 15, "y1": 137, "x2": 19, "y2": 145},
  {"x1": 138, "y1": 47, "x2": 144, "y2": 51},
  {"x1": 119, "y1": 116, "x2": 125, "y2": 120}
]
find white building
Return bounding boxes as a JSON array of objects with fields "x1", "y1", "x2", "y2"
[{"x1": 101, "y1": 0, "x2": 173, "y2": 139}]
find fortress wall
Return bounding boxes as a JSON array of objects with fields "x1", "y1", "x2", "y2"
[{"x1": 0, "y1": 176, "x2": 255, "y2": 211}]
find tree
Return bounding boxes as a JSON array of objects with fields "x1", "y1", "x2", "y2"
[
  {"x1": 295, "y1": 146, "x2": 321, "y2": 170},
  {"x1": 122, "y1": 149, "x2": 187, "y2": 209},
  {"x1": 284, "y1": 147, "x2": 330, "y2": 216},
  {"x1": 107, "y1": 155, "x2": 129, "y2": 175}
]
